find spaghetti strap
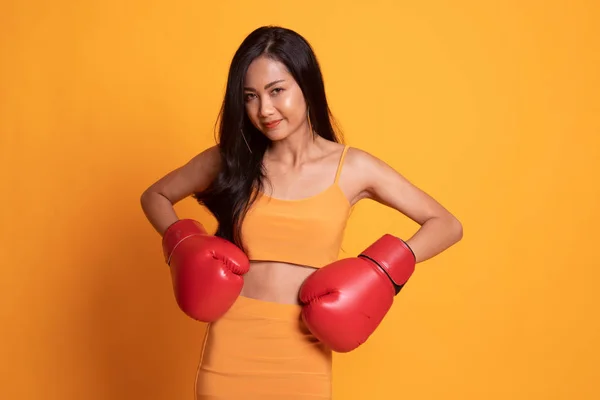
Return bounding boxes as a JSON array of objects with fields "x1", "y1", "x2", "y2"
[{"x1": 334, "y1": 145, "x2": 350, "y2": 184}]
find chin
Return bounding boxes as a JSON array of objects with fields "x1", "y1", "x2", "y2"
[{"x1": 263, "y1": 129, "x2": 292, "y2": 142}]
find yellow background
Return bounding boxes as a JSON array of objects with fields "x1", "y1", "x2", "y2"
[{"x1": 1, "y1": 0, "x2": 598, "y2": 399}]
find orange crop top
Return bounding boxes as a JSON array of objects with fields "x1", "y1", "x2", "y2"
[{"x1": 240, "y1": 146, "x2": 352, "y2": 268}]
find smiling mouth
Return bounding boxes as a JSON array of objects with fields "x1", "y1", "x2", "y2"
[{"x1": 263, "y1": 119, "x2": 282, "y2": 129}]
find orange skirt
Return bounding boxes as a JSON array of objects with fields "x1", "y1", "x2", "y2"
[{"x1": 194, "y1": 295, "x2": 332, "y2": 399}]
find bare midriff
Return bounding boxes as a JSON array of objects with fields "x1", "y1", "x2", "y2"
[{"x1": 240, "y1": 261, "x2": 317, "y2": 305}]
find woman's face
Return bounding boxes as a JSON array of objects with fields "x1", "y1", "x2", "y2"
[{"x1": 243, "y1": 56, "x2": 309, "y2": 141}]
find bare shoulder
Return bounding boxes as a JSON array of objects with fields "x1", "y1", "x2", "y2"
[
  {"x1": 142, "y1": 145, "x2": 223, "y2": 205},
  {"x1": 344, "y1": 146, "x2": 380, "y2": 169},
  {"x1": 339, "y1": 146, "x2": 388, "y2": 203},
  {"x1": 190, "y1": 145, "x2": 222, "y2": 173}
]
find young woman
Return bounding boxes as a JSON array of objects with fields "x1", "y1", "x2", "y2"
[{"x1": 141, "y1": 25, "x2": 463, "y2": 400}]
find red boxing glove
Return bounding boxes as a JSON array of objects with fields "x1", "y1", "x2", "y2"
[
  {"x1": 162, "y1": 219, "x2": 250, "y2": 322},
  {"x1": 299, "y1": 234, "x2": 416, "y2": 352}
]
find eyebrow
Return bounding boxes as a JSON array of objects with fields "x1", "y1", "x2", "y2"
[{"x1": 244, "y1": 79, "x2": 286, "y2": 91}]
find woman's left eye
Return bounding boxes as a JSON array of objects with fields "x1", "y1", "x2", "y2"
[{"x1": 272, "y1": 87, "x2": 284, "y2": 95}]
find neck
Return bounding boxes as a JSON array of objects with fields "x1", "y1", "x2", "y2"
[{"x1": 266, "y1": 124, "x2": 319, "y2": 167}]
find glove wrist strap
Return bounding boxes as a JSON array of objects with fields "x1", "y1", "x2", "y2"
[{"x1": 358, "y1": 234, "x2": 416, "y2": 295}]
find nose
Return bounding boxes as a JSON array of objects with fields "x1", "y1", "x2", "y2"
[{"x1": 258, "y1": 97, "x2": 275, "y2": 118}]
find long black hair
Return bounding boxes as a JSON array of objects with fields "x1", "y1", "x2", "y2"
[{"x1": 194, "y1": 26, "x2": 343, "y2": 252}]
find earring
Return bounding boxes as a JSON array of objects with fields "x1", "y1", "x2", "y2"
[
  {"x1": 241, "y1": 128, "x2": 253, "y2": 154},
  {"x1": 307, "y1": 108, "x2": 314, "y2": 134}
]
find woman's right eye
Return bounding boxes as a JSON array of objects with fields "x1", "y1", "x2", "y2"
[{"x1": 244, "y1": 93, "x2": 256, "y2": 102}]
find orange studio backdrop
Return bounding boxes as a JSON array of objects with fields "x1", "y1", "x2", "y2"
[{"x1": 1, "y1": 1, "x2": 598, "y2": 399}]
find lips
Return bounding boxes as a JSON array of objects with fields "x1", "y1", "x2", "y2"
[{"x1": 263, "y1": 119, "x2": 282, "y2": 129}]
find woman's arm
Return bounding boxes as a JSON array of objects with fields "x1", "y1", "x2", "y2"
[
  {"x1": 140, "y1": 145, "x2": 222, "y2": 236},
  {"x1": 346, "y1": 148, "x2": 463, "y2": 263}
]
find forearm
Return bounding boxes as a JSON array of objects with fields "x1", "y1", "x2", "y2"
[
  {"x1": 405, "y1": 216, "x2": 463, "y2": 263},
  {"x1": 140, "y1": 191, "x2": 180, "y2": 236}
]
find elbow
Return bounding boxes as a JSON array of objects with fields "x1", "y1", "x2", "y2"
[
  {"x1": 436, "y1": 212, "x2": 463, "y2": 244},
  {"x1": 140, "y1": 189, "x2": 151, "y2": 207},
  {"x1": 140, "y1": 188, "x2": 158, "y2": 212},
  {"x1": 140, "y1": 191, "x2": 150, "y2": 216},
  {"x1": 450, "y1": 216, "x2": 463, "y2": 243}
]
